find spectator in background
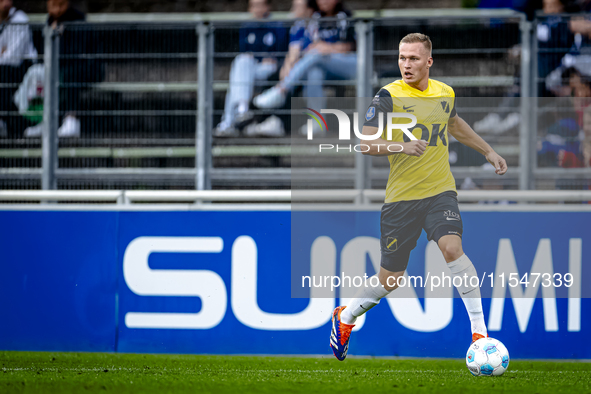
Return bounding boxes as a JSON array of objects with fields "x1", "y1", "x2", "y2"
[
  {"x1": 0, "y1": 0, "x2": 36, "y2": 67},
  {"x1": 0, "y1": 0, "x2": 36, "y2": 137},
  {"x1": 538, "y1": 64, "x2": 591, "y2": 190},
  {"x1": 243, "y1": 0, "x2": 318, "y2": 137},
  {"x1": 537, "y1": 0, "x2": 578, "y2": 96},
  {"x1": 538, "y1": 67, "x2": 588, "y2": 169},
  {"x1": 47, "y1": 0, "x2": 84, "y2": 28},
  {"x1": 539, "y1": 0, "x2": 591, "y2": 97},
  {"x1": 553, "y1": 66, "x2": 591, "y2": 190},
  {"x1": 279, "y1": 0, "x2": 318, "y2": 81},
  {"x1": 213, "y1": 0, "x2": 288, "y2": 137},
  {"x1": 560, "y1": 67, "x2": 590, "y2": 168},
  {"x1": 24, "y1": 0, "x2": 84, "y2": 138},
  {"x1": 253, "y1": 0, "x2": 356, "y2": 136},
  {"x1": 583, "y1": 94, "x2": 591, "y2": 168},
  {"x1": 460, "y1": 163, "x2": 513, "y2": 205}
]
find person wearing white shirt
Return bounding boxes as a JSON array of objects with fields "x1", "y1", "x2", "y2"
[{"x1": 0, "y1": 0, "x2": 37, "y2": 137}]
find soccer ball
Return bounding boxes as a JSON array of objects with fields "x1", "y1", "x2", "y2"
[{"x1": 466, "y1": 337, "x2": 509, "y2": 376}]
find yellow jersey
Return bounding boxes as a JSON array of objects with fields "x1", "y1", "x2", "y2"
[{"x1": 363, "y1": 79, "x2": 457, "y2": 203}]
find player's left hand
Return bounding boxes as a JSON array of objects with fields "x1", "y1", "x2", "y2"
[{"x1": 486, "y1": 151, "x2": 507, "y2": 175}]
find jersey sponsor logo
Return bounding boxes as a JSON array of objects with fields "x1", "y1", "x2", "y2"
[
  {"x1": 402, "y1": 105, "x2": 415, "y2": 111},
  {"x1": 365, "y1": 107, "x2": 375, "y2": 121},
  {"x1": 440, "y1": 101, "x2": 450, "y2": 113},
  {"x1": 386, "y1": 237, "x2": 398, "y2": 251},
  {"x1": 401, "y1": 122, "x2": 448, "y2": 146}
]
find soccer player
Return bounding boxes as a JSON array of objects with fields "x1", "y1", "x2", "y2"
[{"x1": 329, "y1": 33, "x2": 508, "y2": 361}]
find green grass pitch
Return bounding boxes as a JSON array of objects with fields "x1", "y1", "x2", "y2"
[{"x1": 1, "y1": 351, "x2": 590, "y2": 393}]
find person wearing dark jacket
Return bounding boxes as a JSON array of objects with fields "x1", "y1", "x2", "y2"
[{"x1": 213, "y1": 0, "x2": 288, "y2": 137}]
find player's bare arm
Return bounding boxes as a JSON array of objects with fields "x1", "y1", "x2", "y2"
[
  {"x1": 360, "y1": 125, "x2": 428, "y2": 156},
  {"x1": 448, "y1": 114, "x2": 508, "y2": 175}
]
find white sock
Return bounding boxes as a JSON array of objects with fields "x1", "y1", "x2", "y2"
[
  {"x1": 447, "y1": 254, "x2": 487, "y2": 336},
  {"x1": 341, "y1": 275, "x2": 392, "y2": 325}
]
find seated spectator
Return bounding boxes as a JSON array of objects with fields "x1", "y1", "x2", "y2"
[
  {"x1": 460, "y1": 163, "x2": 513, "y2": 205},
  {"x1": 24, "y1": 0, "x2": 85, "y2": 138},
  {"x1": 213, "y1": 0, "x2": 288, "y2": 137},
  {"x1": 253, "y1": 0, "x2": 356, "y2": 136},
  {"x1": 243, "y1": 0, "x2": 318, "y2": 137},
  {"x1": 538, "y1": 67, "x2": 588, "y2": 169},
  {"x1": 583, "y1": 98, "x2": 591, "y2": 168},
  {"x1": 561, "y1": 67, "x2": 590, "y2": 168},
  {"x1": 47, "y1": 0, "x2": 84, "y2": 29},
  {"x1": 0, "y1": 0, "x2": 37, "y2": 138},
  {"x1": 537, "y1": 0, "x2": 577, "y2": 97},
  {"x1": 280, "y1": 0, "x2": 318, "y2": 81}
]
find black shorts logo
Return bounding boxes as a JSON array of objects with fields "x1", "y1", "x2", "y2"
[
  {"x1": 386, "y1": 237, "x2": 398, "y2": 251},
  {"x1": 448, "y1": 230, "x2": 462, "y2": 237},
  {"x1": 443, "y1": 210, "x2": 460, "y2": 221}
]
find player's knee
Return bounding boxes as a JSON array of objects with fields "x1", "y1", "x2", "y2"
[{"x1": 441, "y1": 242, "x2": 463, "y2": 262}]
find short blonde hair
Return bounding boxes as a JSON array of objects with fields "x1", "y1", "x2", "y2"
[{"x1": 399, "y1": 33, "x2": 432, "y2": 55}]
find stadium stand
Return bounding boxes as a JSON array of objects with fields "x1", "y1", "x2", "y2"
[
  {"x1": 0, "y1": 9, "x2": 526, "y2": 191},
  {"x1": 0, "y1": 4, "x2": 589, "y2": 192}
]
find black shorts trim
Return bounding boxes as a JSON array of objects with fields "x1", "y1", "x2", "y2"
[{"x1": 431, "y1": 224, "x2": 463, "y2": 243}]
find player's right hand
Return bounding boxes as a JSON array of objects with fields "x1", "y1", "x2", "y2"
[{"x1": 402, "y1": 140, "x2": 428, "y2": 156}]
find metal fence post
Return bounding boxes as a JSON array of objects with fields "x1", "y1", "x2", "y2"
[
  {"x1": 42, "y1": 25, "x2": 60, "y2": 190},
  {"x1": 519, "y1": 18, "x2": 533, "y2": 190},
  {"x1": 530, "y1": 17, "x2": 539, "y2": 190},
  {"x1": 196, "y1": 23, "x2": 214, "y2": 190},
  {"x1": 355, "y1": 20, "x2": 373, "y2": 203}
]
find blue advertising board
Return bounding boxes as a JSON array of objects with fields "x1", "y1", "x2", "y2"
[
  {"x1": 0, "y1": 211, "x2": 118, "y2": 352},
  {"x1": 0, "y1": 209, "x2": 589, "y2": 358}
]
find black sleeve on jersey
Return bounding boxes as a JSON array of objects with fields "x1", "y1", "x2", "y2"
[
  {"x1": 449, "y1": 97, "x2": 457, "y2": 118},
  {"x1": 363, "y1": 89, "x2": 393, "y2": 128}
]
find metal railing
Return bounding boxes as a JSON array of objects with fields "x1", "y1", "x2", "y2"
[{"x1": 0, "y1": 189, "x2": 590, "y2": 205}]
